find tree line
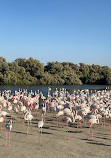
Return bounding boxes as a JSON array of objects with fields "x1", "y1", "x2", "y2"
[{"x1": 0, "y1": 57, "x2": 111, "y2": 85}]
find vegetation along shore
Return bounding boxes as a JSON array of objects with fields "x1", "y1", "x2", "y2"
[{"x1": 0, "y1": 57, "x2": 111, "y2": 85}]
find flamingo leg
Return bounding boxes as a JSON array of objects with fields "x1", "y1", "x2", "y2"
[
  {"x1": 84, "y1": 118, "x2": 87, "y2": 127},
  {"x1": 91, "y1": 125, "x2": 93, "y2": 140},
  {"x1": 102, "y1": 118, "x2": 104, "y2": 127},
  {"x1": 57, "y1": 118, "x2": 59, "y2": 127},
  {"x1": 109, "y1": 118, "x2": 111, "y2": 133},
  {"x1": 8, "y1": 131, "x2": 11, "y2": 147},
  {"x1": 82, "y1": 114, "x2": 85, "y2": 126},
  {"x1": 79, "y1": 121, "x2": 83, "y2": 132},
  {"x1": 99, "y1": 119, "x2": 101, "y2": 131},
  {"x1": 52, "y1": 114, "x2": 56, "y2": 124},
  {"x1": 43, "y1": 115, "x2": 46, "y2": 123},
  {"x1": 77, "y1": 121, "x2": 79, "y2": 129},
  {"x1": 11, "y1": 111, "x2": 13, "y2": 121},
  {"x1": 53, "y1": 111, "x2": 54, "y2": 118},
  {"x1": 22, "y1": 113, "x2": 24, "y2": 131},
  {"x1": 39, "y1": 128, "x2": 41, "y2": 144},
  {"x1": 39, "y1": 128, "x2": 42, "y2": 144},
  {"x1": 41, "y1": 127, "x2": 42, "y2": 134},
  {"x1": 104, "y1": 116, "x2": 105, "y2": 127},
  {"x1": 15, "y1": 113, "x2": 17, "y2": 125},
  {"x1": 100, "y1": 118, "x2": 102, "y2": 125},
  {"x1": 41, "y1": 127, "x2": 42, "y2": 144},
  {"x1": 29, "y1": 120, "x2": 31, "y2": 133},
  {"x1": 87, "y1": 124, "x2": 91, "y2": 139},
  {"x1": 5, "y1": 130, "x2": 7, "y2": 147},
  {"x1": 27, "y1": 121, "x2": 29, "y2": 134},
  {"x1": 65, "y1": 126, "x2": 66, "y2": 140},
  {"x1": 5, "y1": 117, "x2": 6, "y2": 130}
]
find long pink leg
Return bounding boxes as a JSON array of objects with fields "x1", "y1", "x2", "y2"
[
  {"x1": 84, "y1": 118, "x2": 87, "y2": 127},
  {"x1": 15, "y1": 113, "x2": 16, "y2": 125},
  {"x1": 27, "y1": 121, "x2": 29, "y2": 134},
  {"x1": 65, "y1": 125, "x2": 67, "y2": 140},
  {"x1": 33, "y1": 105, "x2": 35, "y2": 112},
  {"x1": 43, "y1": 113, "x2": 45, "y2": 122},
  {"x1": 99, "y1": 119, "x2": 101, "y2": 131},
  {"x1": 79, "y1": 121, "x2": 83, "y2": 132},
  {"x1": 22, "y1": 113, "x2": 24, "y2": 131},
  {"x1": 11, "y1": 111, "x2": 13, "y2": 121},
  {"x1": 77, "y1": 121, "x2": 79, "y2": 129},
  {"x1": 87, "y1": 124, "x2": 91, "y2": 139},
  {"x1": 8, "y1": 131, "x2": 11, "y2": 147},
  {"x1": 102, "y1": 117, "x2": 104, "y2": 127},
  {"x1": 100, "y1": 118, "x2": 102, "y2": 125},
  {"x1": 57, "y1": 117, "x2": 59, "y2": 127},
  {"x1": 82, "y1": 115, "x2": 85, "y2": 126},
  {"x1": 91, "y1": 125, "x2": 93, "y2": 140},
  {"x1": 109, "y1": 118, "x2": 111, "y2": 133},
  {"x1": 5, "y1": 131, "x2": 7, "y2": 147},
  {"x1": 52, "y1": 117, "x2": 56, "y2": 124},
  {"x1": 51, "y1": 110, "x2": 52, "y2": 118},
  {"x1": 5, "y1": 117, "x2": 6, "y2": 130},
  {"x1": 104, "y1": 116, "x2": 105, "y2": 127},
  {"x1": 12, "y1": 113, "x2": 15, "y2": 124},
  {"x1": 52, "y1": 112, "x2": 56, "y2": 124},
  {"x1": 110, "y1": 124, "x2": 111, "y2": 133},
  {"x1": 53, "y1": 110, "x2": 55, "y2": 117}
]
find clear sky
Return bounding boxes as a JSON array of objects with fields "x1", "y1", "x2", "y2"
[{"x1": 0, "y1": 0, "x2": 111, "y2": 67}]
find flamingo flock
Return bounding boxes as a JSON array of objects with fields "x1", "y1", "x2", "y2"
[{"x1": 0, "y1": 87, "x2": 111, "y2": 147}]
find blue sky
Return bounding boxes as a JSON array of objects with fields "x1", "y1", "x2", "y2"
[{"x1": 0, "y1": 0, "x2": 111, "y2": 67}]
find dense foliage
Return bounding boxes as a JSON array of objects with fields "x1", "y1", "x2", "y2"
[{"x1": 0, "y1": 57, "x2": 111, "y2": 85}]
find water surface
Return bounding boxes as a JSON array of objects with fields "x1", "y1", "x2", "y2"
[{"x1": 0, "y1": 84, "x2": 111, "y2": 96}]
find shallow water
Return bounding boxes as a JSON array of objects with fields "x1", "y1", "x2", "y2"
[{"x1": 0, "y1": 84, "x2": 111, "y2": 96}]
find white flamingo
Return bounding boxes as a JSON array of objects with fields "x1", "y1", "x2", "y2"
[
  {"x1": 38, "y1": 114, "x2": 44, "y2": 143},
  {"x1": 0, "y1": 110, "x2": 9, "y2": 130},
  {"x1": 87, "y1": 115, "x2": 99, "y2": 140},
  {"x1": 24, "y1": 111, "x2": 34, "y2": 134}
]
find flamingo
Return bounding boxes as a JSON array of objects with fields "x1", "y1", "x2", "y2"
[
  {"x1": 62, "y1": 116, "x2": 72, "y2": 140},
  {"x1": 34, "y1": 103, "x2": 39, "y2": 115},
  {"x1": 21, "y1": 104, "x2": 27, "y2": 131},
  {"x1": 7, "y1": 103, "x2": 13, "y2": 120},
  {"x1": 56, "y1": 110, "x2": 64, "y2": 127},
  {"x1": 38, "y1": 114, "x2": 44, "y2": 143},
  {"x1": 2, "y1": 100, "x2": 7, "y2": 110},
  {"x1": 24, "y1": 111, "x2": 34, "y2": 134},
  {"x1": 75, "y1": 111, "x2": 83, "y2": 132},
  {"x1": 87, "y1": 115, "x2": 99, "y2": 140},
  {"x1": 38, "y1": 114, "x2": 44, "y2": 133},
  {"x1": 5, "y1": 119, "x2": 12, "y2": 147},
  {"x1": 0, "y1": 116, "x2": 4, "y2": 132},
  {"x1": 41, "y1": 103, "x2": 46, "y2": 122},
  {"x1": 0, "y1": 110, "x2": 9, "y2": 130}
]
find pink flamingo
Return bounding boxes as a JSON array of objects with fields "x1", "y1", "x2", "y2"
[
  {"x1": 62, "y1": 116, "x2": 72, "y2": 140},
  {"x1": 5, "y1": 119, "x2": 12, "y2": 147}
]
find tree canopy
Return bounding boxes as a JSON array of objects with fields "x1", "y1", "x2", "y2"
[{"x1": 0, "y1": 57, "x2": 110, "y2": 85}]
